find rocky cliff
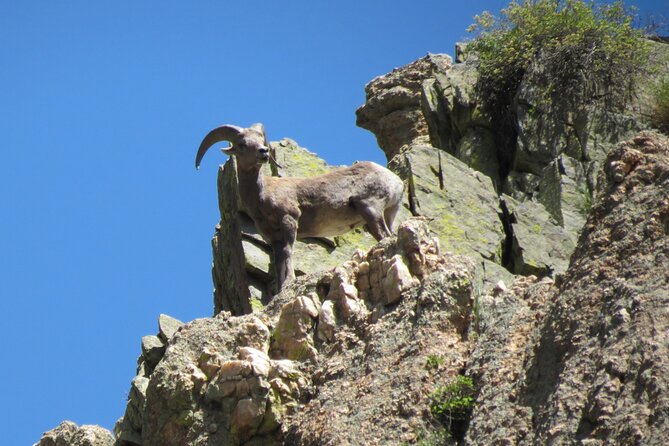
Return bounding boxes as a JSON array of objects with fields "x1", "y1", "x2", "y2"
[
  {"x1": 36, "y1": 39, "x2": 669, "y2": 446},
  {"x1": 467, "y1": 131, "x2": 669, "y2": 445}
]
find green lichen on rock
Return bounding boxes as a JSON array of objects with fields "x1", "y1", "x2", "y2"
[
  {"x1": 270, "y1": 139, "x2": 330, "y2": 178},
  {"x1": 250, "y1": 297, "x2": 264, "y2": 312},
  {"x1": 390, "y1": 143, "x2": 506, "y2": 266},
  {"x1": 257, "y1": 389, "x2": 282, "y2": 435},
  {"x1": 503, "y1": 195, "x2": 575, "y2": 276},
  {"x1": 434, "y1": 212, "x2": 467, "y2": 254}
]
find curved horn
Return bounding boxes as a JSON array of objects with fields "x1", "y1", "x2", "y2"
[{"x1": 195, "y1": 124, "x2": 243, "y2": 169}]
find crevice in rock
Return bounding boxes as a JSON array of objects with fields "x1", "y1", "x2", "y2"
[
  {"x1": 301, "y1": 236, "x2": 337, "y2": 251},
  {"x1": 498, "y1": 197, "x2": 517, "y2": 274},
  {"x1": 406, "y1": 164, "x2": 420, "y2": 216},
  {"x1": 436, "y1": 151, "x2": 445, "y2": 189},
  {"x1": 495, "y1": 109, "x2": 520, "y2": 186}
]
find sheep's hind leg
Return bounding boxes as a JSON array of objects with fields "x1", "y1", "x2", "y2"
[
  {"x1": 351, "y1": 199, "x2": 392, "y2": 241},
  {"x1": 383, "y1": 201, "x2": 401, "y2": 234},
  {"x1": 272, "y1": 240, "x2": 295, "y2": 291}
]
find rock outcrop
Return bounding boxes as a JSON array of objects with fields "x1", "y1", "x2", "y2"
[
  {"x1": 466, "y1": 131, "x2": 669, "y2": 445},
  {"x1": 211, "y1": 44, "x2": 669, "y2": 311},
  {"x1": 359, "y1": 41, "x2": 668, "y2": 277},
  {"x1": 35, "y1": 421, "x2": 114, "y2": 446},
  {"x1": 114, "y1": 314, "x2": 184, "y2": 445},
  {"x1": 109, "y1": 219, "x2": 481, "y2": 446},
  {"x1": 356, "y1": 54, "x2": 453, "y2": 161}
]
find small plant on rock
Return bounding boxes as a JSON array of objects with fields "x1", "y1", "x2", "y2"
[
  {"x1": 580, "y1": 186, "x2": 594, "y2": 213},
  {"x1": 652, "y1": 76, "x2": 669, "y2": 133},
  {"x1": 415, "y1": 427, "x2": 450, "y2": 445},
  {"x1": 429, "y1": 375, "x2": 476, "y2": 440},
  {"x1": 426, "y1": 354, "x2": 445, "y2": 370}
]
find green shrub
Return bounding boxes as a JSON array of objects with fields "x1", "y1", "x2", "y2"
[
  {"x1": 426, "y1": 354, "x2": 445, "y2": 370},
  {"x1": 467, "y1": 0, "x2": 649, "y2": 119},
  {"x1": 653, "y1": 76, "x2": 669, "y2": 133},
  {"x1": 414, "y1": 427, "x2": 450, "y2": 445},
  {"x1": 429, "y1": 375, "x2": 476, "y2": 438}
]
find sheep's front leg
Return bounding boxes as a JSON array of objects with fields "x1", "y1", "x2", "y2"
[{"x1": 272, "y1": 215, "x2": 298, "y2": 291}]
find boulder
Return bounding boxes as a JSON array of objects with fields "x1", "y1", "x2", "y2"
[
  {"x1": 158, "y1": 313, "x2": 183, "y2": 343},
  {"x1": 356, "y1": 53, "x2": 452, "y2": 160},
  {"x1": 34, "y1": 421, "x2": 114, "y2": 446},
  {"x1": 501, "y1": 195, "x2": 576, "y2": 276},
  {"x1": 141, "y1": 335, "x2": 166, "y2": 371}
]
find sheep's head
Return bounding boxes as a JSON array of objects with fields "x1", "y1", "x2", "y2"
[{"x1": 195, "y1": 123, "x2": 270, "y2": 170}]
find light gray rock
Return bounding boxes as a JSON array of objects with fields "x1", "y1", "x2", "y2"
[
  {"x1": 502, "y1": 195, "x2": 576, "y2": 276},
  {"x1": 268, "y1": 138, "x2": 329, "y2": 178},
  {"x1": 34, "y1": 421, "x2": 114, "y2": 446},
  {"x1": 315, "y1": 299, "x2": 336, "y2": 342},
  {"x1": 115, "y1": 375, "x2": 149, "y2": 445},
  {"x1": 158, "y1": 313, "x2": 183, "y2": 343},
  {"x1": 381, "y1": 254, "x2": 417, "y2": 305},
  {"x1": 242, "y1": 239, "x2": 272, "y2": 281}
]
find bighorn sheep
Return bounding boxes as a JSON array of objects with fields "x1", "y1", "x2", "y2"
[{"x1": 196, "y1": 123, "x2": 405, "y2": 291}]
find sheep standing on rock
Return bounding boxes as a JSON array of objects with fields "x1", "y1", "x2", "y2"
[{"x1": 196, "y1": 123, "x2": 405, "y2": 291}]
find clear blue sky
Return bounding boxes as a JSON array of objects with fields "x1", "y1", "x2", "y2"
[{"x1": 1, "y1": 1, "x2": 666, "y2": 444}]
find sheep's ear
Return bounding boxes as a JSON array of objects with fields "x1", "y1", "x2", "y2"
[
  {"x1": 221, "y1": 145, "x2": 235, "y2": 155},
  {"x1": 250, "y1": 123, "x2": 270, "y2": 148},
  {"x1": 249, "y1": 122, "x2": 266, "y2": 137}
]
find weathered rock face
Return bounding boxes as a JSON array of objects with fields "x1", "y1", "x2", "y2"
[
  {"x1": 359, "y1": 42, "x2": 669, "y2": 281},
  {"x1": 526, "y1": 132, "x2": 669, "y2": 444},
  {"x1": 391, "y1": 143, "x2": 504, "y2": 261},
  {"x1": 214, "y1": 34, "x2": 665, "y2": 313},
  {"x1": 35, "y1": 421, "x2": 115, "y2": 446},
  {"x1": 466, "y1": 131, "x2": 669, "y2": 445},
  {"x1": 500, "y1": 195, "x2": 576, "y2": 276},
  {"x1": 389, "y1": 142, "x2": 517, "y2": 287},
  {"x1": 283, "y1": 250, "x2": 477, "y2": 444},
  {"x1": 119, "y1": 219, "x2": 482, "y2": 445}
]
